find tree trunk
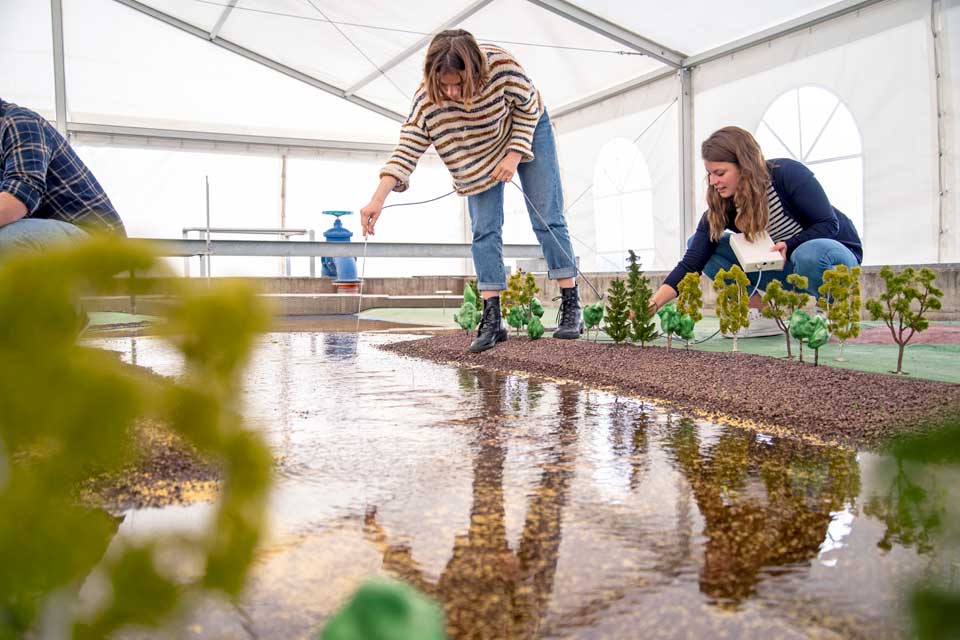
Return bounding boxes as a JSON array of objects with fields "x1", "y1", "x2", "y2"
[
  {"x1": 896, "y1": 342, "x2": 906, "y2": 374},
  {"x1": 836, "y1": 341, "x2": 846, "y2": 362},
  {"x1": 785, "y1": 332, "x2": 793, "y2": 358},
  {"x1": 815, "y1": 348, "x2": 820, "y2": 366},
  {"x1": 798, "y1": 341, "x2": 804, "y2": 363},
  {"x1": 732, "y1": 336, "x2": 738, "y2": 353}
]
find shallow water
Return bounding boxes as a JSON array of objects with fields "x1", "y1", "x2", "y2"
[{"x1": 89, "y1": 332, "x2": 955, "y2": 639}]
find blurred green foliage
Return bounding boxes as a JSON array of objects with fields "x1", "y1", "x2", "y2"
[{"x1": 0, "y1": 238, "x2": 272, "y2": 638}]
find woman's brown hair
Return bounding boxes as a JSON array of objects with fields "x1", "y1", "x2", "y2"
[
  {"x1": 701, "y1": 126, "x2": 772, "y2": 242},
  {"x1": 423, "y1": 29, "x2": 488, "y2": 107}
]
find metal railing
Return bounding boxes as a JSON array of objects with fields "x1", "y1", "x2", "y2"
[{"x1": 181, "y1": 227, "x2": 315, "y2": 277}]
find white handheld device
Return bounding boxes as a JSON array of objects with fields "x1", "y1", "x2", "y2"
[{"x1": 728, "y1": 230, "x2": 785, "y2": 273}]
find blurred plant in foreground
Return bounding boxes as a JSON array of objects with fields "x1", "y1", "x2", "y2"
[{"x1": 0, "y1": 238, "x2": 272, "y2": 639}]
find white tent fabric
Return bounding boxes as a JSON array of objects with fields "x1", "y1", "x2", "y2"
[{"x1": 1, "y1": 0, "x2": 956, "y2": 277}]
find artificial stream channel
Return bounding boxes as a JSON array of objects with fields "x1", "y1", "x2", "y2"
[{"x1": 90, "y1": 331, "x2": 952, "y2": 639}]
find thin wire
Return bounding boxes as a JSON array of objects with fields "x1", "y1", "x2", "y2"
[
  {"x1": 355, "y1": 234, "x2": 369, "y2": 333},
  {"x1": 509, "y1": 180, "x2": 604, "y2": 300},
  {"x1": 301, "y1": 0, "x2": 410, "y2": 100},
  {"x1": 184, "y1": 0, "x2": 644, "y2": 56}
]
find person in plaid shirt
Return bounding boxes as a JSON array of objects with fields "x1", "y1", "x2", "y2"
[{"x1": 1, "y1": 98, "x2": 125, "y2": 255}]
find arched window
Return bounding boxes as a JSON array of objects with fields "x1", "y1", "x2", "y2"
[
  {"x1": 754, "y1": 86, "x2": 864, "y2": 236},
  {"x1": 592, "y1": 138, "x2": 654, "y2": 272}
]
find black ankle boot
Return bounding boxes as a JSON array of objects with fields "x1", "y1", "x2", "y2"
[
  {"x1": 470, "y1": 296, "x2": 508, "y2": 353},
  {"x1": 553, "y1": 285, "x2": 583, "y2": 340}
]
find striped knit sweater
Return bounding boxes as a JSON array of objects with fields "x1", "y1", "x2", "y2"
[{"x1": 379, "y1": 44, "x2": 544, "y2": 197}]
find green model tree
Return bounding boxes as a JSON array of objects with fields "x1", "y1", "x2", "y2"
[
  {"x1": 818, "y1": 265, "x2": 862, "y2": 361},
  {"x1": 657, "y1": 302, "x2": 695, "y2": 349},
  {"x1": 760, "y1": 273, "x2": 811, "y2": 359},
  {"x1": 583, "y1": 301, "x2": 604, "y2": 340},
  {"x1": 625, "y1": 250, "x2": 658, "y2": 346},
  {"x1": 676, "y1": 271, "x2": 704, "y2": 348},
  {"x1": 500, "y1": 269, "x2": 543, "y2": 338},
  {"x1": 865, "y1": 266, "x2": 942, "y2": 374},
  {"x1": 806, "y1": 315, "x2": 830, "y2": 366},
  {"x1": 604, "y1": 278, "x2": 631, "y2": 344},
  {"x1": 0, "y1": 239, "x2": 272, "y2": 638},
  {"x1": 790, "y1": 309, "x2": 812, "y2": 363},
  {"x1": 454, "y1": 284, "x2": 480, "y2": 332},
  {"x1": 468, "y1": 279, "x2": 482, "y2": 312},
  {"x1": 713, "y1": 265, "x2": 751, "y2": 352}
]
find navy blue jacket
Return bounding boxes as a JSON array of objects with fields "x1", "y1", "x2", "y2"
[{"x1": 664, "y1": 158, "x2": 862, "y2": 290}]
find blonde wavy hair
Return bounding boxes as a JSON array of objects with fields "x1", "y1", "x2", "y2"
[
  {"x1": 701, "y1": 126, "x2": 772, "y2": 242},
  {"x1": 423, "y1": 30, "x2": 488, "y2": 107}
]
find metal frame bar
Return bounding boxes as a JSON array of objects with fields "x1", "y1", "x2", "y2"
[
  {"x1": 112, "y1": 0, "x2": 405, "y2": 122},
  {"x1": 50, "y1": 0, "x2": 68, "y2": 135},
  {"x1": 208, "y1": 0, "x2": 237, "y2": 40},
  {"x1": 525, "y1": 0, "x2": 684, "y2": 67},
  {"x1": 678, "y1": 68, "x2": 694, "y2": 249},
  {"x1": 551, "y1": 67, "x2": 676, "y2": 119},
  {"x1": 344, "y1": 0, "x2": 495, "y2": 97},
  {"x1": 682, "y1": 0, "x2": 890, "y2": 68},
  {"x1": 66, "y1": 122, "x2": 397, "y2": 154}
]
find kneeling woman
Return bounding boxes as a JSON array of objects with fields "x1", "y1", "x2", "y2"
[
  {"x1": 651, "y1": 126, "x2": 863, "y2": 335},
  {"x1": 361, "y1": 30, "x2": 582, "y2": 352}
]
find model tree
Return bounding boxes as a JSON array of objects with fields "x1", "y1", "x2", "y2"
[
  {"x1": 468, "y1": 279, "x2": 482, "y2": 312},
  {"x1": 713, "y1": 265, "x2": 751, "y2": 352},
  {"x1": 760, "y1": 273, "x2": 810, "y2": 359},
  {"x1": 626, "y1": 250, "x2": 658, "y2": 347},
  {"x1": 583, "y1": 301, "x2": 604, "y2": 340},
  {"x1": 676, "y1": 271, "x2": 704, "y2": 347},
  {"x1": 866, "y1": 266, "x2": 943, "y2": 374},
  {"x1": 454, "y1": 284, "x2": 480, "y2": 333},
  {"x1": 818, "y1": 265, "x2": 862, "y2": 361},
  {"x1": 657, "y1": 302, "x2": 695, "y2": 349},
  {"x1": 789, "y1": 309, "x2": 812, "y2": 362},
  {"x1": 604, "y1": 278, "x2": 631, "y2": 344},
  {"x1": 501, "y1": 269, "x2": 544, "y2": 337},
  {"x1": 806, "y1": 315, "x2": 830, "y2": 366}
]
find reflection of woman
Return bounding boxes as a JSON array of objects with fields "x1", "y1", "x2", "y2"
[
  {"x1": 651, "y1": 127, "x2": 863, "y2": 337},
  {"x1": 363, "y1": 371, "x2": 579, "y2": 639},
  {"x1": 360, "y1": 30, "x2": 582, "y2": 353}
]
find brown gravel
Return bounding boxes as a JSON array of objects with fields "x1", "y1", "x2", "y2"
[{"x1": 382, "y1": 334, "x2": 960, "y2": 449}]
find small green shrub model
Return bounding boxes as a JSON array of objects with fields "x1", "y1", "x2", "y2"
[
  {"x1": 0, "y1": 239, "x2": 272, "y2": 639},
  {"x1": 789, "y1": 309, "x2": 812, "y2": 363},
  {"x1": 657, "y1": 302, "x2": 695, "y2": 349},
  {"x1": 805, "y1": 315, "x2": 830, "y2": 366},
  {"x1": 603, "y1": 278, "x2": 631, "y2": 344},
  {"x1": 527, "y1": 315, "x2": 545, "y2": 339},
  {"x1": 320, "y1": 578, "x2": 446, "y2": 640},
  {"x1": 713, "y1": 265, "x2": 751, "y2": 352},
  {"x1": 467, "y1": 279, "x2": 482, "y2": 312},
  {"x1": 626, "y1": 250, "x2": 658, "y2": 346},
  {"x1": 583, "y1": 302, "x2": 604, "y2": 340},
  {"x1": 865, "y1": 266, "x2": 943, "y2": 375},
  {"x1": 761, "y1": 273, "x2": 811, "y2": 359},
  {"x1": 818, "y1": 265, "x2": 862, "y2": 361},
  {"x1": 454, "y1": 285, "x2": 480, "y2": 332}
]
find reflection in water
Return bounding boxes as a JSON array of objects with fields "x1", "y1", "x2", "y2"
[
  {"x1": 365, "y1": 369, "x2": 577, "y2": 639},
  {"x1": 664, "y1": 416, "x2": 861, "y2": 605},
  {"x1": 86, "y1": 333, "x2": 941, "y2": 638}
]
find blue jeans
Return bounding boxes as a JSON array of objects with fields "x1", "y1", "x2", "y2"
[
  {"x1": 691, "y1": 233, "x2": 860, "y2": 297},
  {"x1": 467, "y1": 111, "x2": 577, "y2": 291},
  {"x1": 0, "y1": 218, "x2": 90, "y2": 259}
]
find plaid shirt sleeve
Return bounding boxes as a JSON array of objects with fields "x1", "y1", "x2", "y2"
[{"x1": 1, "y1": 115, "x2": 51, "y2": 215}]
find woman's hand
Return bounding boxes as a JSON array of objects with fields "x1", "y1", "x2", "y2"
[
  {"x1": 360, "y1": 199, "x2": 383, "y2": 237},
  {"x1": 491, "y1": 151, "x2": 522, "y2": 183},
  {"x1": 770, "y1": 241, "x2": 788, "y2": 261}
]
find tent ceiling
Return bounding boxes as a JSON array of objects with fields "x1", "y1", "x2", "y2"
[{"x1": 118, "y1": 0, "x2": 886, "y2": 122}]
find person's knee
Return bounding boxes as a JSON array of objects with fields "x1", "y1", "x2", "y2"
[{"x1": 685, "y1": 234, "x2": 696, "y2": 249}]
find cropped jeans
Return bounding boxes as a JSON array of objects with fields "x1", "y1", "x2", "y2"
[
  {"x1": 467, "y1": 111, "x2": 577, "y2": 291},
  {"x1": 691, "y1": 232, "x2": 860, "y2": 297},
  {"x1": 0, "y1": 218, "x2": 90, "y2": 259}
]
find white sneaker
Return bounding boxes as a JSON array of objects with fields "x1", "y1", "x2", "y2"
[{"x1": 724, "y1": 308, "x2": 782, "y2": 338}]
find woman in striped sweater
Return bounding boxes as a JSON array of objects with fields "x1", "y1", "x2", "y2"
[
  {"x1": 650, "y1": 126, "x2": 863, "y2": 337},
  {"x1": 360, "y1": 30, "x2": 582, "y2": 353}
]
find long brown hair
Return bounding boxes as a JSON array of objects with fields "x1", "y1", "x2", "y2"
[
  {"x1": 701, "y1": 126, "x2": 771, "y2": 242},
  {"x1": 423, "y1": 29, "x2": 488, "y2": 107}
]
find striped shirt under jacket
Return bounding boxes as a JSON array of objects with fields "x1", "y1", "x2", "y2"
[{"x1": 379, "y1": 45, "x2": 544, "y2": 197}]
